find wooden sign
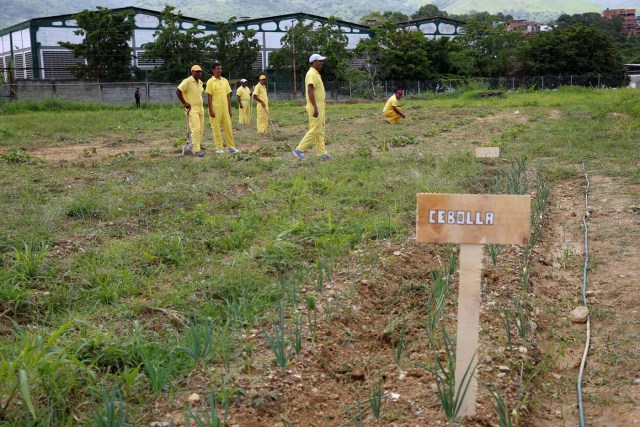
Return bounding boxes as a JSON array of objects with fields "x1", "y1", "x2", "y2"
[
  {"x1": 475, "y1": 146, "x2": 500, "y2": 158},
  {"x1": 416, "y1": 194, "x2": 530, "y2": 245},
  {"x1": 416, "y1": 193, "x2": 531, "y2": 418}
]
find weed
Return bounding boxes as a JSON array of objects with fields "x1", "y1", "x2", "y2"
[
  {"x1": 292, "y1": 313, "x2": 304, "y2": 357},
  {"x1": 306, "y1": 293, "x2": 318, "y2": 343},
  {"x1": 93, "y1": 385, "x2": 126, "y2": 427},
  {"x1": 423, "y1": 326, "x2": 477, "y2": 423},
  {"x1": 176, "y1": 317, "x2": 215, "y2": 365},
  {"x1": 487, "y1": 244, "x2": 503, "y2": 267},
  {"x1": 391, "y1": 327, "x2": 406, "y2": 365},
  {"x1": 185, "y1": 392, "x2": 223, "y2": 427},
  {"x1": 369, "y1": 371, "x2": 383, "y2": 420},
  {"x1": 481, "y1": 383, "x2": 514, "y2": 427},
  {"x1": 11, "y1": 242, "x2": 50, "y2": 281},
  {"x1": 67, "y1": 197, "x2": 101, "y2": 219},
  {"x1": 1, "y1": 148, "x2": 30, "y2": 163},
  {"x1": 140, "y1": 346, "x2": 172, "y2": 395},
  {"x1": 262, "y1": 301, "x2": 289, "y2": 369}
]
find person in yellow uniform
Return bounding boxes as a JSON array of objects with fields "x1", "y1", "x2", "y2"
[
  {"x1": 253, "y1": 75, "x2": 269, "y2": 134},
  {"x1": 236, "y1": 79, "x2": 251, "y2": 125},
  {"x1": 383, "y1": 89, "x2": 406, "y2": 124},
  {"x1": 293, "y1": 54, "x2": 332, "y2": 160},
  {"x1": 176, "y1": 65, "x2": 205, "y2": 157},
  {"x1": 205, "y1": 62, "x2": 240, "y2": 154}
]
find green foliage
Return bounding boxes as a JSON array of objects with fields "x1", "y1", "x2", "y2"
[
  {"x1": 269, "y1": 17, "x2": 351, "y2": 82},
  {"x1": 58, "y1": 7, "x2": 136, "y2": 81},
  {"x1": 93, "y1": 385, "x2": 126, "y2": 427},
  {"x1": 209, "y1": 18, "x2": 261, "y2": 79},
  {"x1": 141, "y1": 6, "x2": 216, "y2": 83},
  {"x1": 1, "y1": 148, "x2": 30, "y2": 163},
  {"x1": 517, "y1": 24, "x2": 627, "y2": 82}
]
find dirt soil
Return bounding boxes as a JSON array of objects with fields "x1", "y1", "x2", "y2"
[
  {"x1": 14, "y1": 116, "x2": 640, "y2": 426},
  {"x1": 141, "y1": 173, "x2": 638, "y2": 426}
]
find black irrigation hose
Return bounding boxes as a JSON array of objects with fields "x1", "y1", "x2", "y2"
[{"x1": 577, "y1": 162, "x2": 591, "y2": 427}]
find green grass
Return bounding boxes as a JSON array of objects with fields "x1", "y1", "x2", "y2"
[{"x1": 0, "y1": 87, "x2": 639, "y2": 423}]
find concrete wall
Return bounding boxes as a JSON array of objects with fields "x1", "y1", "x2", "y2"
[{"x1": 9, "y1": 80, "x2": 179, "y2": 104}]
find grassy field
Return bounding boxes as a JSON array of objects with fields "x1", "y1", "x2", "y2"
[{"x1": 1, "y1": 87, "x2": 638, "y2": 425}]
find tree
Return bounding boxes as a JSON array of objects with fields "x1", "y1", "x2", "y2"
[
  {"x1": 355, "y1": 22, "x2": 433, "y2": 81},
  {"x1": 268, "y1": 17, "x2": 350, "y2": 83},
  {"x1": 359, "y1": 10, "x2": 408, "y2": 26},
  {"x1": 58, "y1": 7, "x2": 136, "y2": 81},
  {"x1": 208, "y1": 17, "x2": 260, "y2": 80},
  {"x1": 412, "y1": 4, "x2": 449, "y2": 20},
  {"x1": 141, "y1": 6, "x2": 215, "y2": 83},
  {"x1": 517, "y1": 24, "x2": 626, "y2": 82},
  {"x1": 452, "y1": 15, "x2": 523, "y2": 77}
]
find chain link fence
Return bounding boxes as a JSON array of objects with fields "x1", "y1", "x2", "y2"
[{"x1": 1, "y1": 71, "x2": 632, "y2": 104}]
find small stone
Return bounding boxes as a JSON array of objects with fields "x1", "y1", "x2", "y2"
[
  {"x1": 393, "y1": 250, "x2": 402, "y2": 256},
  {"x1": 518, "y1": 346, "x2": 528, "y2": 354},
  {"x1": 569, "y1": 306, "x2": 589, "y2": 323},
  {"x1": 552, "y1": 261, "x2": 561, "y2": 268},
  {"x1": 529, "y1": 320, "x2": 538, "y2": 332},
  {"x1": 552, "y1": 373, "x2": 562, "y2": 380},
  {"x1": 634, "y1": 378, "x2": 640, "y2": 385},
  {"x1": 498, "y1": 365, "x2": 509, "y2": 372},
  {"x1": 398, "y1": 371, "x2": 406, "y2": 380},
  {"x1": 485, "y1": 355, "x2": 493, "y2": 364},
  {"x1": 514, "y1": 110, "x2": 520, "y2": 115},
  {"x1": 311, "y1": 388, "x2": 319, "y2": 393},
  {"x1": 555, "y1": 410, "x2": 562, "y2": 418},
  {"x1": 497, "y1": 373, "x2": 506, "y2": 378},
  {"x1": 149, "y1": 423, "x2": 170, "y2": 427},
  {"x1": 188, "y1": 393, "x2": 201, "y2": 404},
  {"x1": 390, "y1": 392, "x2": 401, "y2": 401}
]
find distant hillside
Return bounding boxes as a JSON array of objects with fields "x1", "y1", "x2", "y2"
[{"x1": 2, "y1": 0, "x2": 639, "y2": 30}]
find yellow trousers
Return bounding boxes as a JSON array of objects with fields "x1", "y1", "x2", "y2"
[
  {"x1": 384, "y1": 108, "x2": 403, "y2": 124},
  {"x1": 238, "y1": 98, "x2": 250, "y2": 124},
  {"x1": 296, "y1": 105, "x2": 326, "y2": 155},
  {"x1": 188, "y1": 109, "x2": 205, "y2": 152},
  {"x1": 257, "y1": 104, "x2": 269, "y2": 133},
  {"x1": 209, "y1": 106, "x2": 235, "y2": 149}
]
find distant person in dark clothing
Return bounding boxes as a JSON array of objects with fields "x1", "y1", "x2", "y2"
[{"x1": 135, "y1": 87, "x2": 141, "y2": 108}]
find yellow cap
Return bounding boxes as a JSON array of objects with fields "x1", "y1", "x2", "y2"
[
  {"x1": 259, "y1": 74, "x2": 267, "y2": 80},
  {"x1": 191, "y1": 65, "x2": 203, "y2": 71}
]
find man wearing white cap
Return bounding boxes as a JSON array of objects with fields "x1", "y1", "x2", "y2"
[
  {"x1": 236, "y1": 79, "x2": 251, "y2": 125},
  {"x1": 253, "y1": 75, "x2": 269, "y2": 134},
  {"x1": 176, "y1": 65, "x2": 205, "y2": 157},
  {"x1": 293, "y1": 54, "x2": 332, "y2": 160}
]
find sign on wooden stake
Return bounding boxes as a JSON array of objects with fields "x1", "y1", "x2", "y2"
[
  {"x1": 475, "y1": 146, "x2": 500, "y2": 158},
  {"x1": 416, "y1": 193, "x2": 530, "y2": 418}
]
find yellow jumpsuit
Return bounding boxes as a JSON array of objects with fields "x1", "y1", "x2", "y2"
[
  {"x1": 383, "y1": 94, "x2": 404, "y2": 123},
  {"x1": 253, "y1": 82, "x2": 269, "y2": 134},
  {"x1": 177, "y1": 76, "x2": 204, "y2": 152},
  {"x1": 236, "y1": 86, "x2": 251, "y2": 125},
  {"x1": 296, "y1": 67, "x2": 327, "y2": 155},
  {"x1": 205, "y1": 76, "x2": 235, "y2": 150}
]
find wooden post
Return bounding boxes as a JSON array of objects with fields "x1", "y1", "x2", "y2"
[
  {"x1": 455, "y1": 243, "x2": 483, "y2": 416},
  {"x1": 417, "y1": 193, "x2": 530, "y2": 419}
]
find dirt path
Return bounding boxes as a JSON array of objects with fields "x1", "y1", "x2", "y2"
[{"x1": 531, "y1": 175, "x2": 640, "y2": 426}]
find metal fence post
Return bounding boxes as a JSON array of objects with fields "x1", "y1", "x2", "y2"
[
  {"x1": 598, "y1": 74, "x2": 601, "y2": 88},
  {"x1": 541, "y1": 76, "x2": 544, "y2": 90},
  {"x1": 349, "y1": 81, "x2": 352, "y2": 97},
  {"x1": 418, "y1": 81, "x2": 420, "y2": 95}
]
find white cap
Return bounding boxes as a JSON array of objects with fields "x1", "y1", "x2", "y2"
[
  {"x1": 309, "y1": 53, "x2": 326, "y2": 63},
  {"x1": 240, "y1": 78, "x2": 247, "y2": 82}
]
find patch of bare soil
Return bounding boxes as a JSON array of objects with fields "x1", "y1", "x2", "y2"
[
  {"x1": 529, "y1": 176, "x2": 640, "y2": 426},
  {"x1": 28, "y1": 137, "x2": 173, "y2": 163},
  {"x1": 153, "y1": 174, "x2": 640, "y2": 427}
]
